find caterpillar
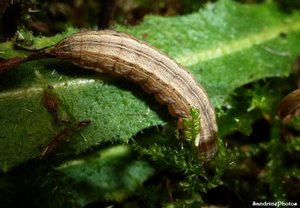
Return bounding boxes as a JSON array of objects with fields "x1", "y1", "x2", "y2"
[{"x1": 45, "y1": 30, "x2": 218, "y2": 158}]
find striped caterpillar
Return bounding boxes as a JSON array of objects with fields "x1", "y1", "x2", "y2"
[{"x1": 45, "y1": 30, "x2": 218, "y2": 158}]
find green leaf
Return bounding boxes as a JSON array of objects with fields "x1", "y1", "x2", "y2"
[
  {"x1": 1, "y1": 0, "x2": 300, "y2": 206},
  {"x1": 56, "y1": 145, "x2": 155, "y2": 205},
  {"x1": 117, "y1": 0, "x2": 300, "y2": 106},
  {"x1": 0, "y1": 62, "x2": 164, "y2": 171},
  {"x1": 1, "y1": 0, "x2": 300, "y2": 171},
  {"x1": 0, "y1": 145, "x2": 154, "y2": 207}
]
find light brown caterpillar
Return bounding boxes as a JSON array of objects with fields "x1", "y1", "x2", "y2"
[{"x1": 46, "y1": 30, "x2": 218, "y2": 158}]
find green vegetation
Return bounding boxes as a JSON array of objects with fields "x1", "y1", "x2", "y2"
[{"x1": 0, "y1": 0, "x2": 299, "y2": 207}]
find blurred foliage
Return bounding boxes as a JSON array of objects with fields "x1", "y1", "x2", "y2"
[{"x1": 1, "y1": 0, "x2": 300, "y2": 40}]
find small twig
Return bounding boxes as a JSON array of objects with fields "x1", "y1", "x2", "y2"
[
  {"x1": 38, "y1": 119, "x2": 91, "y2": 159},
  {"x1": 263, "y1": 46, "x2": 291, "y2": 57},
  {"x1": 0, "y1": 45, "x2": 54, "y2": 74}
]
